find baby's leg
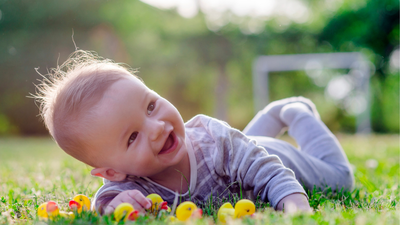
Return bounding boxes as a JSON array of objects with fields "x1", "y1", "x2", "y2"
[
  {"x1": 282, "y1": 102, "x2": 354, "y2": 191},
  {"x1": 245, "y1": 97, "x2": 354, "y2": 192},
  {"x1": 251, "y1": 136, "x2": 354, "y2": 192},
  {"x1": 243, "y1": 97, "x2": 320, "y2": 138}
]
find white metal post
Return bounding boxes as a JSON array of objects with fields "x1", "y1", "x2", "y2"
[{"x1": 252, "y1": 52, "x2": 372, "y2": 133}]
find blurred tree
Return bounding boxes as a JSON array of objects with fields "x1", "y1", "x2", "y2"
[
  {"x1": 0, "y1": 0, "x2": 398, "y2": 135},
  {"x1": 318, "y1": 0, "x2": 399, "y2": 132},
  {"x1": 0, "y1": 0, "x2": 105, "y2": 135}
]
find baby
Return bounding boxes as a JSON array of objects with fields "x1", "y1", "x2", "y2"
[{"x1": 35, "y1": 50, "x2": 354, "y2": 215}]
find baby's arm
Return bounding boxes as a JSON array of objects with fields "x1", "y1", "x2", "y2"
[
  {"x1": 277, "y1": 193, "x2": 312, "y2": 213},
  {"x1": 205, "y1": 117, "x2": 309, "y2": 210},
  {"x1": 103, "y1": 190, "x2": 152, "y2": 215}
]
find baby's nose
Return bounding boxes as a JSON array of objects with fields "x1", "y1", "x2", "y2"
[{"x1": 149, "y1": 120, "x2": 165, "y2": 141}]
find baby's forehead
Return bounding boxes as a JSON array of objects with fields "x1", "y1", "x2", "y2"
[
  {"x1": 95, "y1": 77, "x2": 148, "y2": 112},
  {"x1": 70, "y1": 65, "x2": 134, "y2": 98},
  {"x1": 54, "y1": 64, "x2": 134, "y2": 126}
]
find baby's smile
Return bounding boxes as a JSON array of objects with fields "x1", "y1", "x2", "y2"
[{"x1": 159, "y1": 131, "x2": 178, "y2": 155}]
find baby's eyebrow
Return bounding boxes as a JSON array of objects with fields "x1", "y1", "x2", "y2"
[
  {"x1": 141, "y1": 91, "x2": 151, "y2": 107},
  {"x1": 102, "y1": 93, "x2": 118, "y2": 101},
  {"x1": 120, "y1": 91, "x2": 151, "y2": 147},
  {"x1": 120, "y1": 124, "x2": 131, "y2": 147}
]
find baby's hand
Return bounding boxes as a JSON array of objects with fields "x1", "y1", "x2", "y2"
[
  {"x1": 104, "y1": 190, "x2": 152, "y2": 215},
  {"x1": 277, "y1": 193, "x2": 312, "y2": 214}
]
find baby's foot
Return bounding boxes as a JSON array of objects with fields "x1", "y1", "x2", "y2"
[
  {"x1": 243, "y1": 96, "x2": 320, "y2": 137},
  {"x1": 280, "y1": 102, "x2": 316, "y2": 126},
  {"x1": 272, "y1": 96, "x2": 320, "y2": 120}
]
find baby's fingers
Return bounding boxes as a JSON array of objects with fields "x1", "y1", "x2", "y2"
[
  {"x1": 104, "y1": 201, "x2": 119, "y2": 215},
  {"x1": 104, "y1": 190, "x2": 152, "y2": 215},
  {"x1": 126, "y1": 190, "x2": 152, "y2": 211},
  {"x1": 104, "y1": 197, "x2": 126, "y2": 215}
]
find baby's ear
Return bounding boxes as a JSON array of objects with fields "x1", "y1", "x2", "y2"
[{"x1": 91, "y1": 168, "x2": 127, "y2": 181}]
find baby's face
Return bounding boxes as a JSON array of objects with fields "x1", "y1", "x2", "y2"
[{"x1": 84, "y1": 76, "x2": 187, "y2": 179}]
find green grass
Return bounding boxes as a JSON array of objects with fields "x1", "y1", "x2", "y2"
[{"x1": 0, "y1": 135, "x2": 398, "y2": 224}]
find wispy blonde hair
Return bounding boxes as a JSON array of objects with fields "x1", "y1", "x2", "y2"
[{"x1": 34, "y1": 50, "x2": 141, "y2": 166}]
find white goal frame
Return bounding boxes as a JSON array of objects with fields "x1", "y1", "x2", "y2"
[{"x1": 252, "y1": 52, "x2": 371, "y2": 133}]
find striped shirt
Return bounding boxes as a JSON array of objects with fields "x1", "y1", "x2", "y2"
[{"x1": 91, "y1": 114, "x2": 306, "y2": 213}]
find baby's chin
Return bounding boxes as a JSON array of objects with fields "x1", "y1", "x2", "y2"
[{"x1": 165, "y1": 145, "x2": 189, "y2": 169}]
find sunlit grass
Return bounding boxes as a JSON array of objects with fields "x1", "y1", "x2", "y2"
[{"x1": 0, "y1": 134, "x2": 398, "y2": 224}]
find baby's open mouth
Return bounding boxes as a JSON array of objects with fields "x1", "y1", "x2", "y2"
[{"x1": 159, "y1": 132, "x2": 177, "y2": 154}]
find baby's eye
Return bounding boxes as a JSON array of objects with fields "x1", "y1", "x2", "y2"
[
  {"x1": 147, "y1": 102, "x2": 155, "y2": 115},
  {"x1": 128, "y1": 132, "x2": 138, "y2": 146}
]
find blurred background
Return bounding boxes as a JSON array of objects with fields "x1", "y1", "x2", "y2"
[{"x1": 0, "y1": 0, "x2": 398, "y2": 136}]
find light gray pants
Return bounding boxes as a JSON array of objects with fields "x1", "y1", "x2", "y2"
[{"x1": 243, "y1": 101, "x2": 354, "y2": 192}]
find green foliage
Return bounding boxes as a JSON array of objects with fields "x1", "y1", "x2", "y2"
[
  {"x1": 320, "y1": 0, "x2": 399, "y2": 63},
  {"x1": 0, "y1": 136, "x2": 399, "y2": 224},
  {"x1": 0, "y1": 0, "x2": 398, "y2": 134},
  {"x1": 381, "y1": 75, "x2": 399, "y2": 132}
]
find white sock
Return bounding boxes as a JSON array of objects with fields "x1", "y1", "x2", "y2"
[
  {"x1": 243, "y1": 96, "x2": 320, "y2": 138},
  {"x1": 280, "y1": 102, "x2": 314, "y2": 126}
]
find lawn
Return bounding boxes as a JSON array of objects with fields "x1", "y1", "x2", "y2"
[{"x1": 0, "y1": 134, "x2": 398, "y2": 224}]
